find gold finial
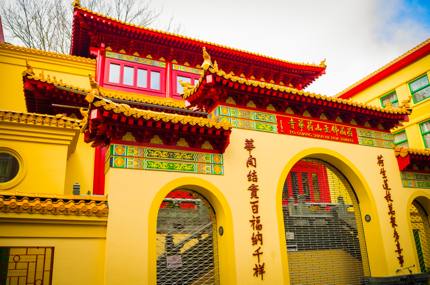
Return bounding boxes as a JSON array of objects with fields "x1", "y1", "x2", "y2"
[
  {"x1": 179, "y1": 80, "x2": 194, "y2": 96},
  {"x1": 399, "y1": 96, "x2": 411, "y2": 110},
  {"x1": 23, "y1": 60, "x2": 35, "y2": 76},
  {"x1": 210, "y1": 60, "x2": 219, "y2": 72},
  {"x1": 320, "y1": 58, "x2": 327, "y2": 67},
  {"x1": 72, "y1": 0, "x2": 80, "y2": 7},
  {"x1": 88, "y1": 74, "x2": 98, "y2": 89},
  {"x1": 202, "y1": 47, "x2": 212, "y2": 70},
  {"x1": 79, "y1": 107, "x2": 89, "y2": 133},
  {"x1": 384, "y1": 101, "x2": 393, "y2": 109}
]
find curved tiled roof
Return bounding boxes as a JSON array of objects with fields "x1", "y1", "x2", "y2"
[
  {"x1": 184, "y1": 65, "x2": 411, "y2": 116},
  {"x1": 394, "y1": 147, "x2": 430, "y2": 158},
  {"x1": 0, "y1": 110, "x2": 81, "y2": 129},
  {"x1": 0, "y1": 43, "x2": 95, "y2": 64},
  {"x1": 23, "y1": 70, "x2": 190, "y2": 111},
  {"x1": 0, "y1": 192, "x2": 108, "y2": 217},
  {"x1": 72, "y1": 4, "x2": 324, "y2": 70},
  {"x1": 92, "y1": 99, "x2": 231, "y2": 130}
]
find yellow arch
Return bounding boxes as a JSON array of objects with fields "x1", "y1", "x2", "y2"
[
  {"x1": 275, "y1": 147, "x2": 388, "y2": 282},
  {"x1": 406, "y1": 191, "x2": 430, "y2": 273},
  {"x1": 147, "y1": 176, "x2": 237, "y2": 285}
]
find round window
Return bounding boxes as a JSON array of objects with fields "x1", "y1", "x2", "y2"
[{"x1": 0, "y1": 152, "x2": 20, "y2": 183}]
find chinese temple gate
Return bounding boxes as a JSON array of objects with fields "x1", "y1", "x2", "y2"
[{"x1": 1, "y1": 1, "x2": 430, "y2": 285}]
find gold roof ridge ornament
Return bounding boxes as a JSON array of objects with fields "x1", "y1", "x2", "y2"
[
  {"x1": 399, "y1": 96, "x2": 412, "y2": 112},
  {"x1": 72, "y1": 0, "x2": 81, "y2": 7},
  {"x1": 23, "y1": 60, "x2": 35, "y2": 76},
  {"x1": 202, "y1": 47, "x2": 212, "y2": 70},
  {"x1": 320, "y1": 58, "x2": 327, "y2": 68}
]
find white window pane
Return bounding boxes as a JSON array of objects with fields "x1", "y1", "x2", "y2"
[
  {"x1": 176, "y1": 76, "x2": 191, "y2": 94},
  {"x1": 108, "y1": 63, "x2": 120, "y2": 83},
  {"x1": 381, "y1": 92, "x2": 398, "y2": 107},
  {"x1": 123, "y1": 66, "x2": 134, "y2": 86},
  {"x1": 410, "y1": 76, "x2": 429, "y2": 92},
  {"x1": 137, "y1": 69, "x2": 148, "y2": 88},
  {"x1": 394, "y1": 132, "x2": 407, "y2": 144},
  {"x1": 150, "y1": 71, "x2": 161, "y2": 90},
  {"x1": 421, "y1": 121, "x2": 430, "y2": 133},
  {"x1": 424, "y1": 134, "x2": 430, "y2": 148},
  {"x1": 413, "y1": 86, "x2": 430, "y2": 102}
]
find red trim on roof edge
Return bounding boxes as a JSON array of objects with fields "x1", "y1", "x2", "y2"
[{"x1": 339, "y1": 40, "x2": 430, "y2": 99}]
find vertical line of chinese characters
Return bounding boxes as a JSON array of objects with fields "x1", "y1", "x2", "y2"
[
  {"x1": 245, "y1": 138, "x2": 266, "y2": 280},
  {"x1": 377, "y1": 155, "x2": 404, "y2": 267}
]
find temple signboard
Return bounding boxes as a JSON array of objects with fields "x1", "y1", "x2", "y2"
[{"x1": 276, "y1": 115, "x2": 359, "y2": 144}]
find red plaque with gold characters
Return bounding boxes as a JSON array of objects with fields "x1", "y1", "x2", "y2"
[{"x1": 277, "y1": 115, "x2": 359, "y2": 144}]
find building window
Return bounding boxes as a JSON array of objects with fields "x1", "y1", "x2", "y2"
[
  {"x1": 108, "y1": 63, "x2": 120, "y2": 83},
  {"x1": 150, "y1": 71, "x2": 161, "y2": 90},
  {"x1": 0, "y1": 152, "x2": 19, "y2": 183},
  {"x1": 105, "y1": 58, "x2": 165, "y2": 94},
  {"x1": 393, "y1": 131, "x2": 408, "y2": 148},
  {"x1": 409, "y1": 74, "x2": 430, "y2": 103},
  {"x1": 171, "y1": 64, "x2": 202, "y2": 99},
  {"x1": 420, "y1": 120, "x2": 430, "y2": 148},
  {"x1": 0, "y1": 247, "x2": 54, "y2": 285},
  {"x1": 174, "y1": 75, "x2": 199, "y2": 95},
  {"x1": 380, "y1": 91, "x2": 398, "y2": 107}
]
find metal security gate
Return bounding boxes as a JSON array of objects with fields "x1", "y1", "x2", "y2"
[
  {"x1": 156, "y1": 189, "x2": 219, "y2": 285},
  {"x1": 282, "y1": 159, "x2": 369, "y2": 285},
  {"x1": 410, "y1": 201, "x2": 430, "y2": 273}
]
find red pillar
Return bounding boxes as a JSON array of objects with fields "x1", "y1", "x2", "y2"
[{"x1": 93, "y1": 146, "x2": 107, "y2": 195}]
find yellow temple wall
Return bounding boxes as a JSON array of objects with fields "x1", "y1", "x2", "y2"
[
  {"x1": 341, "y1": 54, "x2": 430, "y2": 149},
  {"x1": 104, "y1": 127, "x2": 422, "y2": 285},
  {"x1": 0, "y1": 123, "x2": 79, "y2": 194},
  {"x1": 64, "y1": 135, "x2": 95, "y2": 195},
  {"x1": 0, "y1": 44, "x2": 97, "y2": 195},
  {"x1": 0, "y1": 216, "x2": 106, "y2": 285}
]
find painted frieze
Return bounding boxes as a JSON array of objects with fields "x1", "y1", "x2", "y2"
[
  {"x1": 211, "y1": 106, "x2": 277, "y2": 133},
  {"x1": 401, "y1": 172, "x2": 430, "y2": 189},
  {"x1": 211, "y1": 105, "x2": 393, "y2": 148},
  {"x1": 107, "y1": 144, "x2": 223, "y2": 175},
  {"x1": 106, "y1": 51, "x2": 166, "y2": 68}
]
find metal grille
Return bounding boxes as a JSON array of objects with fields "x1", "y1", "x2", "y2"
[
  {"x1": 410, "y1": 202, "x2": 430, "y2": 272},
  {"x1": 282, "y1": 159, "x2": 368, "y2": 285},
  {"x1": 0, "y1": 247, "x2": 54, "y2": 285},
  {"x1": 156, "y1": 189, "x2": 219, "y2": 285}
]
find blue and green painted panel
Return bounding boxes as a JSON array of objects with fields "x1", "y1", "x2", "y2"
[
  {"x1": 106, "y1": 51, "x2": 166, "y2": 68},
  {"x1": 108, "y1": 144, "x2": 223, "y2": 175},
  {"x1": 401, "y1": 172, "x2": 430, "y2": 189},
  {"x1": 211, "y1": 105, "x2": 277, "y2": 133},
  {"x1": 356, "y1": 128, "x2": 393, "y2": 149}
]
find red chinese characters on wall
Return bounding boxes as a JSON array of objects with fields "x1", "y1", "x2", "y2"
[
  {"x1": 377, "y1": 155, "x2": 404, "y2": 267},
  {"x1": 244, "y1": 139, "x2": 266, "y2": 280},
  {"x1": 277, "y1": 115, "x2": 359, "y2": 144}
]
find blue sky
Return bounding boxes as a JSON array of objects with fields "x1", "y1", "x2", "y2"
[{"x1": 150, "y1": 0, "x2": 430, "y2": 95}]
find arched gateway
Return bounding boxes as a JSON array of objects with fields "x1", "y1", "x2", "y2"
[
  {"x1": 156, "y1": 189, "x2": 219, "y2": 284},
  {"x1": 410, "y1": 200, "x2": 430, "y2": 273},
  {"x1": 282, "y1": 158, "x2": 369, "y2": 285}
]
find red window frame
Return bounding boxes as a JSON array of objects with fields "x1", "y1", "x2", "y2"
[
  {"x1": 104, "y1": 57, "x2": 166, "y2": 96},
  {"x1": 171, "y1": 69, "x2": 201, "y2": 99}
]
